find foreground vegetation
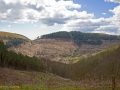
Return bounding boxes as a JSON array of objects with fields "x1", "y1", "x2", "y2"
[
  {"x1": 44, "y1": 45, "x2": 120, "y2": 81},
  {"x1": 1, "y1": 39, "x2": 120, "y2": 81},
  {"x1": 0, "y1": 68, "x2": 120, "y2": 90},
  {"x1": 0, "y1": 41, "x2": 44, "y2": 71},
  {"x1": 1, "y1": 32, "x2": 120, "y2": 89},
  {"x1": 1, "y1": 86, "x2": 120, "y2": 90}
]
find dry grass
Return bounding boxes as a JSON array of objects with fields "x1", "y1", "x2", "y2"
[
  {"x1": 1, "y1": 68, "x2": 119, "y2": 90},
  {"x1": 0, "y1": 31, "x2": 30, "y2": 42},
  {"x1": 9, "y1": 38, "x2": 120, "y2": 63},
  {"x1": 9, "y1": 38, "x2": 77, "y2": 63}
]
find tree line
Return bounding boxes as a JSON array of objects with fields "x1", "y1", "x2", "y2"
[
  {"x1": 41, "y1": 31, "x2": 118, "y2": 46},
  {"x1": 5, "y1": 38, "x2": 27, "y2": 48},
  {"x1": 0, "y1": 41, "x2": 44, "y2": 71},
  {"x1": 44, "y1": 45, "x2": 120, "y2": 81}
]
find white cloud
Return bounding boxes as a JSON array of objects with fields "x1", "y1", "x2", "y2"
[
  {"x1": 108, "y1": 5, "x2": 120, "y2": 34},
  {"x1": 1, "y1": 0, "x2": 120, "y2": 36},
  {"x1": 0, "y1": 0, "x2": 81, "y2": 25},
  {"x1": 93, "y1": 25, "x2": 119, "y2": 34},
  {"x1": 108, "y1": 5, "x2": 120, "y2": 28},
  {"x1": 40, "y1": 25, "x2": 47, "y2": 28},
  {"x1": 99, "y1": 5, "x2": 120, "y2": 34},
  {"x1": 102, "y1": 13, "x2": 106, "y2": 15},
  {"x1": 104, "y1": 0, "x2": 120, "y2": 3},
  {"x1": 55, "y1": 0, "x2": 81, "y2": 9},
  {"x1": 61, "y1": 3, "x2": 120, "y2": 35},
  {"x1": 62, "y1": 17, "x2": 110, "y2": 32}
]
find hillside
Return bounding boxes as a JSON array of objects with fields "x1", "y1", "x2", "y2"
[
  {"x1": 1, "y1": 32, "x2": 120, "y2": 89},
  {"x1": 0, "y1": 41, "x2": 44, "y2": 71},
  {"x1": 9, "y1": 31, "x2": 120, "y2": 63},
  {"x1": 0, "y1": 31, "x2": 30, "y2": 42},
  {"x1": 0, "y1": 41, "x2": 116, "y2": 90},
  {"x1": 0, "y1": 68, "x2": 76, "y2": 89},
  {"x1": 0, "y1": 31, "x2": 30, "y2": 48},
  {"x1": 41, "y1": 44, "x2": 120, "y2": 82},
  {"x1": 1, "y1": 68, "x2": 117, "y2": 90},
  {"x1": 41, "y1": 31, "x2": 119, "y2": 45}
]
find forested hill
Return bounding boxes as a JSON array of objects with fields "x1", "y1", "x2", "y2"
[
  {"x1": 0, "y1": 41, "x2": 44, "y2": 71},
  {"x1": 43, "y1": 44, "x2": 120, "y2": 81},
  {"x1": 41, "y1": 31, "x2": 119, "y2": 45},
  {"x1": 0, "y1": 31, "x2": 30, "y2": 48},
  {"x1": 0, "y1": 31, "x2": 29, "y2": 41},
  {"x1": 8, "y1": 31, "x2": 120, "y2": 63}
]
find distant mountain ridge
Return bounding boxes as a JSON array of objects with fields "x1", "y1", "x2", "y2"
[
  {"x1": 41, "y1": 31, "x2": 120, "y2": 46},
  {"x1": 0, "y1": 31, "x2": 30, "y2": 48},
  {"x1": 9, "y1": 31, "x2": 120, "y2": 63},
  {"x1": 43, "y1": 43, "x2": 120, "y2": 81},
  {"x1": 1, "y1": 31, "x2": 120, "y2": 83},
  {"x1": 0, "y1": 31, "x2": 29, "y2": 42}
]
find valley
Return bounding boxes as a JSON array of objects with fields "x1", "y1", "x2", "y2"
[
  {"x1": 9, "y1": 31, "x2": 120, "y2": 63},
  {"x1": 1, "y1": 0, "x2": 120, "y2": 89},
  {"x1": 0, "y1": 31, "x2": 120, "y2": 89},
  {"x1": 1, "y1": 68, "x2": 119, "y2": 90}
]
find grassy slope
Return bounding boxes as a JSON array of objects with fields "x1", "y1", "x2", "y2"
[
  {"x1": 9, "y1": 38, "x2": 120, "y2": 63},
  {"x1": 71, "y1": 45, "x2": 120, "y2": 80},
  {"x1": 0, "y1": 68, "x2": 120, "y2": 90},
  {"x1": 1, "y1": 32, "x2": 120, "y2": 89},
  {"x1": 36, "y1": 45, "x2": 120, "y2": 82},
  {"x1": 0, "y1": 68, "x2": 93, "y2": 90},
  {"x1": 7, "y1": 31, "x2": 120, "y2": 63},
  {"x1": 0, "y1": 31, "x2": 30, "y2": 42},
  {"x1": 9, "y1": 38, "x2": 78, "y2": 63}
]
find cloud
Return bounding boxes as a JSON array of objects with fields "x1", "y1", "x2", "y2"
[
  {"x1": 61, "y1": 3, "x2": 120, "y2": 35},
  {"x1": 1, "y1": 0, "x2": 120, "y2": 36},
  {"x1": 8, "y1": 25, "x2": 11, "y2": 27},
  {"x1": 0, "y1": 0, "x2": 81, "y2": 24},
  {"x1": 97, "y1": 4, "x2": 120, "y2": 35},
  {"x1": 104, "y1": 0, "x2": 120, "y2": 3},
  {"x1": 102, "y1": 13, "x2": 106, "y2": 15},
  {"x1": 62, "y1": 17, "x2": 110, "y2": 32},
  {"x1": 108, "y1": 5, "x2": 120, "y2": 28},
  {"x1": 93, "y1": 25, "x2": 119, "y2": 34},
  {"x1": 108, "y1": 5, "x2": 120, "y2": 33}
]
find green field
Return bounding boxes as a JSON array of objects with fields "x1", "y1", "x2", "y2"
[{"x1": 0, "y1": 85, "x2": 120, "y2": 90}]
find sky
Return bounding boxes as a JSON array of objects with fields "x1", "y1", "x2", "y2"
[{"x1": 0, "y1": 0, "x2": 120, "y2": 39}]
